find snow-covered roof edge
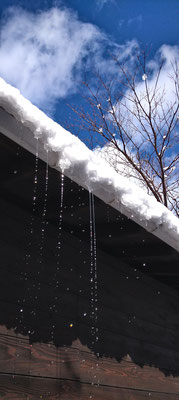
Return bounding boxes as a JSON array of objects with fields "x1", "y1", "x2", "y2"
[{"x1": 0, "y1": 78, "x2": 179, "y2": 252}]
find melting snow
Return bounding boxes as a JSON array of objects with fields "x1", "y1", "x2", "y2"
[{"x1": 0, "y1": 77, "x2": 179, "y2": 251}]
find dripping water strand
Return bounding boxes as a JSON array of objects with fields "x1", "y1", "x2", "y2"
[
  {"x1": 39, "y1": 151, "x2": 49, "y2": 265},
  {"x1": 17, "y1": 140, "x2": 39, "y2": 330},
  {"x1": 53, "y1": 172, "x2": 64, "y2": 284},
  {"x1": 56, "y1": 173, "x2": 64, "y2": 266},
  {"x1": 25, "y1": 139, "x2": 39, "y2": 267},
  {"x1": 50, "y1": 172, "x2": 65, "y2": 340},
  {"x1": 89, "y1": 192, "x2": 98, "y2": 338},
  {"x1": 92, "y1": 193, "x2": 98, "y2": 319},
  {"x1": 29, "y1": 151, "x2": 49, "y2": 329},
  {"x1": 31, "y1": 151, "x2": 49, "y2": 323},
  {"x1": 89, "y1": 191, "x2": 99, "y2": 394}
]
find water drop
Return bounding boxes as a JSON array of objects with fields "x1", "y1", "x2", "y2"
[{"x1": 142, "y1": 73, "x2": 148, "y2": 81}]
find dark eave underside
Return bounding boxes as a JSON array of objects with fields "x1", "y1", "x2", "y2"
[{"x1": 0, "y1": 132, "x2": 179, "y2": 291}]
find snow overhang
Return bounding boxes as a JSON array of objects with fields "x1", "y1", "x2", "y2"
[{"x1": 0, "y1": 78, "x2": 179, "y2": 252}]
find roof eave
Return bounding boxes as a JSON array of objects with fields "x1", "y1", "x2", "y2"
[{"x1": 0, "y1": 106, "x2": 178, "y2": 252}]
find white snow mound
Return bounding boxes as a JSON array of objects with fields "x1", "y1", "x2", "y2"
[{"x1": 0, "y1": 77, "x2": 179, "y2": 251}]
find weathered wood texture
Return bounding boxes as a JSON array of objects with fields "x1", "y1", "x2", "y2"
[
  {"x1": 1, "y1": 374, "x2": 179, "y2": 400},
  {"x1": 1, "y1": 329, "x2": 179, "y2": 395},
  {"x1": 1, "y1": 133, "x2": 179, "y2": 399}
]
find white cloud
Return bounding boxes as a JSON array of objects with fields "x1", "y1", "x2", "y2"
[
  {"x1": 140, "y1": 44, "x2": 179, "y2": 107},
  {"x1": 114, "y1": 44, "x2": 179, "y2": 143},
  {"x1": 128, "y1": 14, "x2": 142, "y2": 25},
  {"x1": 0, "y1": 6, "x2": 139, "y2": 112},
  {"x1": 93, "y1": 44, "x2": 179, "y2": 206},
  {"x1": 93, "y1": 39, "x2": 139, "y2": 76},
  {"x1": 0, "y1": 6, "x2": 103, "y2": 110},
  {"x1": 96, "y1": 0, "x2": 115, "y2": 10}
]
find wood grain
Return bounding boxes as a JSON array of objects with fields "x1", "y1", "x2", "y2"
[
  {"x1": 0, "y1": 332, "x2": 179, "y2": 394},
  {"x1": 0, "y1": 373, "x2": 179, "y2": 400}
]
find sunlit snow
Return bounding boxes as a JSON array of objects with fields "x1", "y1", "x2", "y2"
[{"x1": 0, "y1": 77, "x2": 179, "y2": 251}]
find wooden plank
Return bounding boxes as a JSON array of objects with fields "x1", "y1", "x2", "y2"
[
  {"x1": 1, "y1": 284, "x2": 179, "y2": 360},
  {"x1": 60, "y1": 347, "x2": 179, "y2": 394},
  {"x1": 2, "y1": 321, "x2": 179, "y2": 375},
  {"x1": 1, "y1": 227, "x2": 179, "y2": 340},
  {"x1": 1, "y1": 333, "x2": 179, "y2": 394},
  {"x1": 1, "y1": 292, "x2": 179, "y2": 373},
  {"x1": 0, "y1": 373, "x2": 179, "y2": 400},
  {"x1": 1, "y1": 195, "x2": 179, "y2": 322},
  {"x1": 1, "y1": 236, "x2": 179, "y2": 347},
  {"x1": 1, "y1": 191, "x2": 179, "y2": 305},
  {"x1": 77, "y1": 297, "x2": 179, "y2": 353}
]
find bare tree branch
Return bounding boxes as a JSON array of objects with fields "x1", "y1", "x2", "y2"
[{"x1": 70, "y1": 50, "x2": 179, "y2": 216}]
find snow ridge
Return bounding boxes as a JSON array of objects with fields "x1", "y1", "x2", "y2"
[{"x1": 0, "y1": 77, "x2": 179, "y2": 251}]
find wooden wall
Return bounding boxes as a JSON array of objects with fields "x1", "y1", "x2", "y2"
[{"x1": 0, "y1": 133, "x2": 179, "y2": 399}]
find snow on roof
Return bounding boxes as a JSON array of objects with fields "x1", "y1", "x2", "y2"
[{"x1": 0, "y1": 77, "x2": 179, "y2": 252}]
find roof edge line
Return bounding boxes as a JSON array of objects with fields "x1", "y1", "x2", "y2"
[{"x1": 0, "y1": 78, "x2": 178, "y2": 252}]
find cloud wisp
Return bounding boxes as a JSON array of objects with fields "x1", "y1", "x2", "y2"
[
  {"x1": 96, "y1": 0, "x2": 115, "y2": 11},
  {"x1": 0, "y1": 6, "x2": 139, "y2": 112},
  {"x1": 0, "y1": 5, "x2": 178, "y2": 122},
  {"x1": 0, "y1": 6, "x2": 104, "y2": 110},
  {"x1": 112, "y1": 44, "x2": 179, "y2": 144}
]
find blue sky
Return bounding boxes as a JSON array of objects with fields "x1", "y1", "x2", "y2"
[
  {"x1": 0, "y1": 0, "x2": 178, "y2": 143},
  {"x1": 0, "y1": 0, "x2": 178, "y2": 50}
]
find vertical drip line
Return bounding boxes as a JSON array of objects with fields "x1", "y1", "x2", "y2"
[
  {"x1": 17, "y1": 139, "x2": 39, "y2": 332},
  {"x1": 92, "y1": 193, "x2": 98, "y2": 340},
  {"x1": 56, "y1": 173, "x2": 64, "y2": 270},
  {"x1": 50, "y1": 172, "x2": 65, "y2": 341},
  {"x1": 89, "y1": 191, "x2": 99, "y2": 394},
  {"x1": 89, "y1": 191, "x2": 94, "y2": 334},
  {"x1": 30, "y1": 150, "x2": 49, "y2": 335},
  {"x1": 89, "y1": 192, "x2": 98, "y2": 342},
  {"x1": 39, "y1": 151, "x2": 49, "y2": 264},
  {"x1": 25, "y1": 138, "x2": 39, "y2": 267}
]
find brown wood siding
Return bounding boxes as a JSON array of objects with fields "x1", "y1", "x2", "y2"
[{"x1": 1, "y1": 327, "x2": 179, "y2": 399}]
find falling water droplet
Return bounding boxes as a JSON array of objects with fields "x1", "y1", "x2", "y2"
[
  {"x1": 38, "y1": 151, "x2": 49, "y2": 264},
  {"x1": 89, "y1": 191, "x2": 99, "y2": 388},
  {"x1": 25, "y1": 138, "x2": 39, "y2": 268}
]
